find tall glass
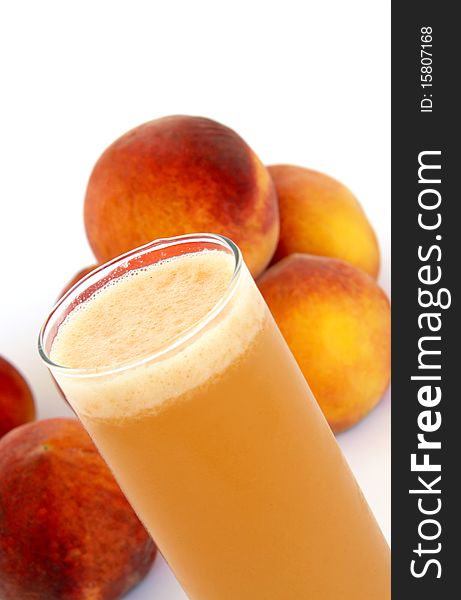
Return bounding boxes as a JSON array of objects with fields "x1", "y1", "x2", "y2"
[{"x1": 39, "y1": 233, "x2": 389, "y2": 599}]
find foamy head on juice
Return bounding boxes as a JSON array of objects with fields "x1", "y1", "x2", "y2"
[{"x1": 40, "y1": 235, "x2": 266, "y2": 419}]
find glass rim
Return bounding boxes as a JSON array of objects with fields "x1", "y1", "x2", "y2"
[{"x1": 38, "y1": 233, "x2": 242, "y2": 379}]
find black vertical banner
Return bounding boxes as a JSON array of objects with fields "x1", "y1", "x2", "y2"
[{"x1": 392, "y1": 2, "x2": 458, "y2": 598}]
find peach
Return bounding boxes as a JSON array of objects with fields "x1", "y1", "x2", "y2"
[
  {"x1": 58, "y1": 264, "x2": 98, "y2": 300},
  {"x1": 258, "y1": 255, "x2": 390, "y2": 432},
  {"x1": 0, "y1": 418, "x2": 156, "y2": 600},
  {"x1": 268, "y1": 165, "x2": 380, "y2": 278},
  {"x1": 0, "y1": 356, "x2": 35, "y2": 439},
  {"x1": 84, "y1": 115, "x2": 279, "y2": 277}
]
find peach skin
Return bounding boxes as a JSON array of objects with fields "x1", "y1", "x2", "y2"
[
  {"x1": 0, "y1": 418, "x2": 156, "y2": 600},
  {"x1": 84, "y1": 115, "x2": 279, "y2": 277},
  {"x1": 268, "y1": 164, "x2": 380, "y2": 278},
  {"x1": 258, "y1": 254, "x2": 390, "y2": 432},
  {"x1": 0, "y1": 356, "x2": 35, "y2": 439}
]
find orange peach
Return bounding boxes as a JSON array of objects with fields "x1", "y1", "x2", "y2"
[
  {"x1": 84, "y1": 115, "x2": 279, "y2": 277},
  {"x1": 258, "y1": 254, "x2": 390, "y2": 432},
  {"x1": 0, "y1": 356, "x2": 35, "y2": 439},
  {"x1": 0, "y1": 418, "x2": 156, "y2": 600},
  {"x1": 268, "y1": 165, "x2": 380, "y2": 277}
]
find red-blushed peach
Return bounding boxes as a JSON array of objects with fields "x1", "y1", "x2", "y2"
[
  {"x1": 0, "y1": 418, "x2": 156, "y2": 600},
  {"x1": 268, "y1": 164, "x2": 380, "y2": 278},
  {"x1": 84, "y1": 115, "x2": 279, "y2": 277},
  {"x1": 0, "y1": 356, "x2": 35, "y2": 439},
  {"x1": 258, "y1": 254, "x2": 390, "y2": 432},
  {"x1": 58, "y1": 264, "x2": 98, "y2": 300}
]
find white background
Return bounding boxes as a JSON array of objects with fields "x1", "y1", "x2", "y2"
[{"x1": 0, "y1": 1, "x2": 390, "y2": 598}]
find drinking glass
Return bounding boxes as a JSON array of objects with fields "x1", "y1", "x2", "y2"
[{"x1": 39, "y1": 233, "x2": 390, "y2": 599}]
